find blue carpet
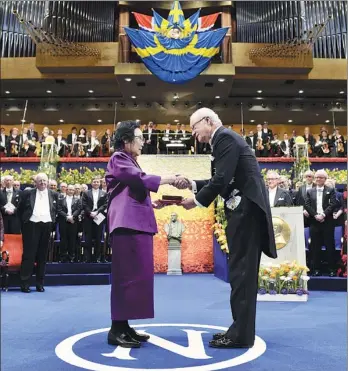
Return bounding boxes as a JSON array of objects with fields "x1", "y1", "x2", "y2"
[{"x1": 1, "y1": 274, "x2": 346, "y2": 371}]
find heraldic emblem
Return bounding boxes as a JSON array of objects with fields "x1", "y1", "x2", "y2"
[{"x1": 124, "y1": 1, "x2": 228, "y2": 84}]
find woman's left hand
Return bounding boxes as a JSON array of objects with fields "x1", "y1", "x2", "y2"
[{"x1": 152, "y1": 200, "x2": 165, "y2": 209}]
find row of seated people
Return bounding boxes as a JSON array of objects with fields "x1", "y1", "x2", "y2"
[
  {"x1": 0, "y1": 125, "x2": 113, "y2": 158},
  {"x1": 0, "y1": 122, "x2": 195, "y2": 157},
  {"x1": 0, "y1": 175, "x2": 108, "y2": 264},
  {"x1": 243, "y1": 125, "x2": 346, "y2": 158},
  {"x1": 2, "y1": 122, "x2": 346, "y2": 158},
  {"x1": 265, "y1": 169, "x2": 346, "y2": 276}
]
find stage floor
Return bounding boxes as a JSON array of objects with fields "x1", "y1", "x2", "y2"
[{"x1": 2, "y1": 274, "x2": 346, "y2": 371}]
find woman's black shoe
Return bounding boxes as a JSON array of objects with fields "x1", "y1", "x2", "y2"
[
  {"x1": 107, "y1": 330, "x2": 141, "y2": 348},
  {"x1": 127, "y1": 327, "x2": 150, "y2": 342}
]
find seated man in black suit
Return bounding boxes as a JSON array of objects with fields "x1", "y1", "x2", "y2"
[
  {"x1": 18, "y1": 173, "x2": 59, "y2": 293},
  {"x1": 266, "y1": 171, "x2": 293, "y2": 207},
  {"x1": 305, "y1": 170, "x2": 338, "y2": 276}
]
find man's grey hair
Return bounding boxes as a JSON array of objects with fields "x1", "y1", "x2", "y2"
[
  {"x1": 303, "y1": 170, "x2": 314, "y2": 178},
  {"x1": 315, "y1": 169, "x2": 328, "y2": 179},
  {"x1": 190, "y1": 107, "x2": 222, "y2": 126},
  {"x1": 266, "y1": 171, "x2": 280, "y2": 179},
  {"x1": 35, "y1": 173, "x2": 48, "y2": 182}
]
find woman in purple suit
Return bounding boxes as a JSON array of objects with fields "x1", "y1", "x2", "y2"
[{"x1": 105, "y1": 120, "x2": 180, "y2": 348}]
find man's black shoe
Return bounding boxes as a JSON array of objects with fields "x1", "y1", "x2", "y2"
[
  {"x1": 20, "y1": 286, "x2": 31, "y2": 293},
  {"x1": 212, "y1": 332, "x2": 226, "y2": 340},
  {"x1": 127, "y1": 327, "x2": 150, "y2": 342},
  {"x1": 107, "y1": 331, "x2": 141, "y2": 348},
  {"x1": 36, "y1": 285, "x2": 45, "y2": 292},
  {"x1": 209, "y1": 337, "x2": 253, "y2": 349}
]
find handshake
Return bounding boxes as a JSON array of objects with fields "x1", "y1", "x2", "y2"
[
  {"x1": 171, "y1": 175, "x2": 192, "y2": 190},
  {"x1": 152, "y1": 175, "x2": 197, "y2": 210}
]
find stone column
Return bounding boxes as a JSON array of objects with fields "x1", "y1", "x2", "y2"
[{"x1": 118, "y1": 7, "x2": 130, "y2": 63}]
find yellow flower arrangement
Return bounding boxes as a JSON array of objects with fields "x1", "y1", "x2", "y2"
[
  {"x1": 213, "y1": 196, "x2": 229, "y2": 253},
  {"x1": 0, "y1": 167, "x2": 106, "y2": 185},
  {"x1": 258, "y1": 260, "x2": 310, "y2": 296}
]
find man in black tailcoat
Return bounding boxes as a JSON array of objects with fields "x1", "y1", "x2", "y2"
[
  {"x1": 174, "y1": 107, "x2": 277, "y2": 349},
  {"x1": 18, "y1": 173, "x2": 59, "y2": 293}
]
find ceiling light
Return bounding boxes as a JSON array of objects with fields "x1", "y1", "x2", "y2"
[
  {"x1": 218, "y1": 78, "x2": 225, "y2": 83},
  {"x1": 131, "y1": 95, "x2": 136, "y2": 99},
  {"x1": 255, "y1": 97, "x2": 262, "y2": 100},
  {"x1": 174, "y1": 119, "x2": 179, "y2": 122},
  {"x1": 215, "y1": 95, "x2": 220, "y2": 99},
  {"x1": 125, "y1": 78, "x2": 132, "y2": 82},
  {"x1": 298, "y1": 90, "x2": 304, "y2": 94},
  {"x1": 88, "y1": 90, "x2": 94, "y2": 93},
  {"x1": 315, "y1": 113, "x2": 319, "y2": 116},
  {"x1": 59, "y1": 119, "x2": 64, "y2": 123},
  {"x1": 97, "y1": 119, "x2": 102, "y2": 123},
  {"x1": 339, "y1": 91, "x2": 344, "y2": 94},
  {"x1": 46, "y1": 90, "x2": 52, "y2": 94},
  {"x1": 5, "y1": 91, "x2": 10, "y2": 94},
  {"x1": 288, "y1": 119, "x2": 293, "y2": 123},
  {"x1": 325, "y1": 120, "x2": 330, "y2": 123},
  {"x1": 250, "y1": 120, "x2": 255, "y2": 123},
  {"x1": 257, "y1": 90, "x2": 262, "y2": 94},
  {"x1": 6, "y1": 114, "x2": 9, "y2": 116}
]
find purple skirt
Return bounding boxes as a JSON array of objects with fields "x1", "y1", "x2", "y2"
[{"x1": 110, "y1": 230, "x2": 154, "y2": 320}]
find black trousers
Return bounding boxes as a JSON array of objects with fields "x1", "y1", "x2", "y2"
[
  {"x1": 224, "y1": 197, "x2": 265, "y2": 345},
  {"x1": 3, "y1": 213, "x2": 21, "y2": 234},
  {"x1": 309, "y1": 219, "x2": 336, "y2": 271},
  {"x1": 20, "y1": 221, "x2": 52, "y2": 285},
  {"x1": 84, "y1": 219, "x2": 103, "y2": 261},
  {"x1": 59, "y1": 221, "x2": 78, "y2": 260}
]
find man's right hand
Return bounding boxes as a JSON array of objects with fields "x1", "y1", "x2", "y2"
[{"x1": 303, "y1": 210, "x2": 309, "y2": 217}]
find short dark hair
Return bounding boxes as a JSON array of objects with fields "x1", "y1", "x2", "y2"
[{"x1": 114, "y1": 120, "x2": 140, "y2": 150}]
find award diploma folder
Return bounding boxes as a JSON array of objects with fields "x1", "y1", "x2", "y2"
[{"x1": 161, "y1": 195, "x2": 183, "y2": 205}]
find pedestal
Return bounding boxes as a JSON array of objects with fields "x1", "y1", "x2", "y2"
[{"x1": 167, "y1": 249, "x2": 182, "y2": 275}]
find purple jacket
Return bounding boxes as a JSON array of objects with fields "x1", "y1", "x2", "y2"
[{"x1": 105, "y1": 151, "x2": 161, "y2": 235}]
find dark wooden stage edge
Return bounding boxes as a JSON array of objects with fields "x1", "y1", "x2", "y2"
[
  {"x1": 1, "y1": 156, "x2": 346, "y2": 173},
  {"x1": 1, "y1": 156, "x2": 346, "y2": 163}
]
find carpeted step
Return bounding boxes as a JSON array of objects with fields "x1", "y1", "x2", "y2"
[
  {"x1": 308, "y1": 276, "x2": 346, "y2": 291},
  {"x1": 7, "y1": 273, "x2": 111, "y2": 287},
  {"x1": 45, "y1": 262, "x2": 111, "y2": 275}
]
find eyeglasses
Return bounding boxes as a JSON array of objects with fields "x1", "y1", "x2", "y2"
[
  {"x1": 134, "y1": 135, "x2": 145, "y2": 142},
  {"x1": 191, "y1": 117, "x2": 208, "y2": 131},
  {"x1": 267, "y1": 178, "x2": 278, "y2": 181}
]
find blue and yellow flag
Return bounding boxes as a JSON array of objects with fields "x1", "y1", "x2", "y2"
[{"x1": 124, "y1": 0, "x2": 228, "y2": 84}]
